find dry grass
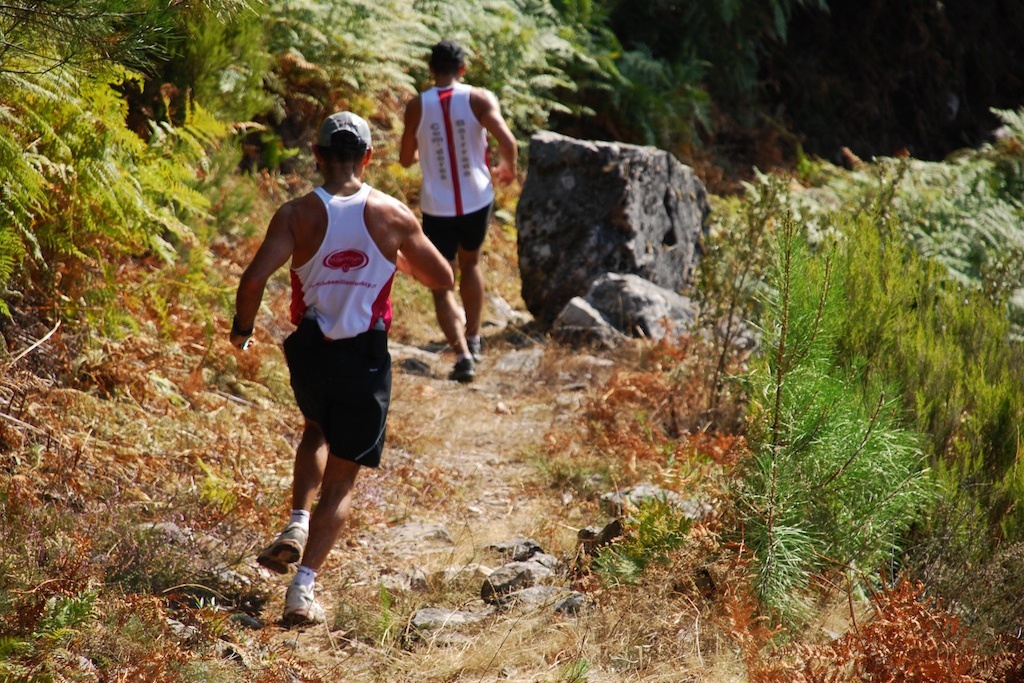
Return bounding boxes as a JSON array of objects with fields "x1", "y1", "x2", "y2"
[{"x1": 3, "y1": 165, "x2": 1022, "y2": 682}]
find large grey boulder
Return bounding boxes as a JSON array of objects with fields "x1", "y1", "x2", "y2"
[{"x1": 516, "y1": 131, "x2": 710, "y2": 328}]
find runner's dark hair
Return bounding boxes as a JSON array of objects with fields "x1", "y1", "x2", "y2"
[{"x1": 429, "y1": 39, "x2": 465, "y2": 76}]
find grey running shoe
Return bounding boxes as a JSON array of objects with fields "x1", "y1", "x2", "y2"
[
  {"x1": 449, "y1": 357, "x2": 476, "y2": 383},
  {"x1": 256, "y1": 523, "x2": 307, "y2": 574},
  {"x1": 282, "y1": 581, "x2": 325, "y2": 626},
  {"x1": 467, "y1": 337, "x2": 483, "y2": 362}
]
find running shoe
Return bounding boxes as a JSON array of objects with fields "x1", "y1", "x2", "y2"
[
  {"x1": 256, "y1": 522, "x2": 307, "y2": 574},
  {"x1": 449, "y1": 357, "x2": 476, "y2": 383},
  {"x1": 282, "y1": 581, "x2": 326, "y2": 626},
  {"x1": 467, "y1": 337, "x2": 483, "y2": 362}
]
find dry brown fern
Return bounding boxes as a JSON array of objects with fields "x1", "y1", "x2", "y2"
[{"x1": 747, "y1": 578, "x2": 1023, "y2": 682}]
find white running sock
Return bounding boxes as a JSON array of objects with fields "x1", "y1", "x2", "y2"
[
  {"x1": 294, "y1": 565, "x2": 316, "y2": 588},
  {"x1": 289, "y1": 509, "x2": 310, "y2": 530}
]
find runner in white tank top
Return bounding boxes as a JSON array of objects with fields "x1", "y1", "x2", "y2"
[
  {"x1": 290, "y1": 183, "x2": 396, "y2": 339},
  {"x1": 399, "y1": 39, "x2": 518, "y2": 383},
  {"x1": 416, "y1": 82, "x2": 493, "y2": 217}
]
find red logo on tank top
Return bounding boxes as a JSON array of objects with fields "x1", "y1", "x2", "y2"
[{"x1": 324, "y1": 249, "x2": 369, "y2": 272}]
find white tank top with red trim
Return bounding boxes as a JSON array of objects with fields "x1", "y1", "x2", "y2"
[
  {"x1": 290, "y1": 184, "x2": 395, "y2": 340},
  {"x1": 416, "y1": 82, "x2": 494, "y2": 217}
]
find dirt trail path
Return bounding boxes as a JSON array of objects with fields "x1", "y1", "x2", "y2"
[{"x1": 262, "y1": 339, "x2": 618, "y2": 681}]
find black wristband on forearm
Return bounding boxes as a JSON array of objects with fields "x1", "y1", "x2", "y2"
[{"x1": 232, "y1": 315, "x2": 254, "y2": 337}]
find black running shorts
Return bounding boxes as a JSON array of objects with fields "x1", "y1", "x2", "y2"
[
  {"x1": 283, "y1": 318, "x2": 391, "y2": 467},
  {"x1": 422, "y1": 203, "x2": 493, "y2": 261}
]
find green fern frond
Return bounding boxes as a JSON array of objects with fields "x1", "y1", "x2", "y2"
[
  {"x1": 0, "y1": 224, "x2": 27, "y2": 283},
  {"x1": 0, "y1": 51, "x2": 228, "y2": 315}
]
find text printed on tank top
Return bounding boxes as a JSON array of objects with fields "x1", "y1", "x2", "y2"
[{"x1": 416, "y1": 83, "x2": 493, "y2": 217}]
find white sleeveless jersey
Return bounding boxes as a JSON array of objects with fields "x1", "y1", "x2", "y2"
[
  {"x1": 416, "y1": 83, "x2": 494, "y2": 216},
  {"x1": 290, "y1": 184, "x2": 396, "y2": 339}
]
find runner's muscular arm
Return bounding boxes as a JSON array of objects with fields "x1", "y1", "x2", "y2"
[
  {"x1": 472, "y1": 88, "x2": 518, "y2": 186},
  {"x1": 231, "y1": 202, "x2": 299, "y2": 347},
  {"x1": 397, "y1": 228, "x2": 455, "y2": 290},
  {"x1": 398, "y1": 96, "x2": 422, "y2": 168}
]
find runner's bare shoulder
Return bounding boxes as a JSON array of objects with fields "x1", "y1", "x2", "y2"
[
  {"x1": 364, "y1": 188, "x2": 415, "y2": 223},
  {"x1": 470, "y1": 87, "x2": 499, "y2": 118},
  {"x1": 363, "y1": 189, "x2": 418, "y2": 257}
]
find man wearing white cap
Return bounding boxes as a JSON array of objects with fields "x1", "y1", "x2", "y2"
[{"x1": 231, "y1": 111, "x2": 453, "y2": 625}]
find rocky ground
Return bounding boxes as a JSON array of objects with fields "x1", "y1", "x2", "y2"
[{"x1": 252, "y1": 328, "x2": 644, "y2": 681}]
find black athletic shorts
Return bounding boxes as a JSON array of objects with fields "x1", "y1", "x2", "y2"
[
  {"x1": 283, "y1": 318, "x2": 391, "y2": 467},
  {"x1": 422, "y1": 203, "x2": 493, "y2": 261}
]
